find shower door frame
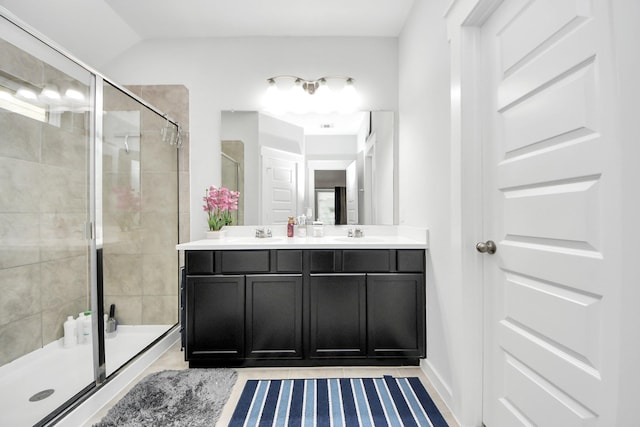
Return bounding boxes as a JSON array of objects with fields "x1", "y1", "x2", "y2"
[{"x1": 0, "y1": 7, "x2": 182, "y2": 425}]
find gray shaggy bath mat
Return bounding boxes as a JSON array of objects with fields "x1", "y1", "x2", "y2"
[{"x1": 94, "y1": 368, "x2": 237, "y2": 427}]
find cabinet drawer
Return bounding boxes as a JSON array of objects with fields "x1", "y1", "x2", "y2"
[
  {"x1": 221, "y1": 250, "x2": 270, "y2": 273},
  {"x1": 310, "y1": 250, "x2": 336, "y2": 272},
  {"x1": 186, "y1": 251, "x2": 214, "y2": 274},
  {"x1": 276, "y1": 250, "x2": 302, "y2": 273},
  {"x1": 397, "y1": 250, "x2": 425, "y2": 272},
  {"x1": 343, "y1": 250, "x2": 390, "y2": 272}
]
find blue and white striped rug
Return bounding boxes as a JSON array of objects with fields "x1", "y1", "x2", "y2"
[{"x1": 229, "y1": 375, "x2": 449, "y2": 427}]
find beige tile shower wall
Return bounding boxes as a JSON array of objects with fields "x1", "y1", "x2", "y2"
[
  {"x1": 102, "y1": 84, "x2": 189, "y2": 326},
  {"x1": 0, "y1": 58, "x2": 90, "y2": 364},
  {"x1": 128, "y1": 85, "x2": 190, "y2": 242},
  {"x1": 0, "y1": 42, "x2": 91, "y2": 366},
  {"x1": 135, "y1": 84, "x2": 191, "y2": 289}
]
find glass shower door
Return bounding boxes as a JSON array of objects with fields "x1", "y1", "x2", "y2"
[
  {"x1": 101, "y1": 82, "x2": 178, "y2": 376},
  {"x1": 0, "y1": 15, "x2": 94, "y2": 426}
]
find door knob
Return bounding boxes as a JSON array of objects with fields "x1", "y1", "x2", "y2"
[{"x1": 476, "y1": 240, "x2": 497, "y2": 254}]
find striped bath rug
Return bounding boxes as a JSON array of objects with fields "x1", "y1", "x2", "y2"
[{"x1": 229, "y1": 375, "x2": 449, "y2": 426}]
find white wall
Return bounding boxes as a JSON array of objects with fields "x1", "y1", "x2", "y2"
[
  {"x1": 371, "y1": 111, "x2": 394, "y2": 225},
  {"x1": 101, "y1": 37, "x2": 398, "y2": 239},
  {"x1": 398, "y1": 0, "x2": 459, "y2": 421},
  {"x1": 305, "y1": 135, "x2": 357, "y2": 159},
  {"x1": 259, "y1": 113, "x2": 304, "y2": 155}
]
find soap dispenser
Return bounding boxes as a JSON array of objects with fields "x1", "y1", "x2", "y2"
[
  {"x1": 287, "y1": 216, "x2": 295, "y2": 237},
  {"x1": 63, "y1": 316, "x2": 77, "y2": 348}
]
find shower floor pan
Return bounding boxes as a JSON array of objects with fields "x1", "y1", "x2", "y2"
[{"x1": 0, "y1": 325, "x2": 171, "y2": 427}]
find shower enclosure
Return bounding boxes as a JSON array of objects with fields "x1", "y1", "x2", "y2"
[{"x1": 0, "y1": 11, "x2": 184, "y2": 426}]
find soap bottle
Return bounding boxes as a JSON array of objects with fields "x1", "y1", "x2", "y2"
[
  {"x1": 297, "y1": 214, "x2": 307, "y2": 237},
  {"x1": 63, "y1": 316, "x2": 77, "y2": 348},
  {"x1": 82, "y1": 311, "x2": 92, "y2": 344},
  {"x1": 287, "y1": 216, "x2": 295, "y2": 237},
  {"x1": 76, "y1": 312, "x2": 85, "y2": 344}
]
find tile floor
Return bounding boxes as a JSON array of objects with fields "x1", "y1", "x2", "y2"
[{"x1": 83, "y1": 342, "x2": 459, "y2": 426}]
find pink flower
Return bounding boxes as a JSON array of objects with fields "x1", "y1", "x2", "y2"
[{"x1": 203, "y1": 186, "x2": 240, "y2": 231}]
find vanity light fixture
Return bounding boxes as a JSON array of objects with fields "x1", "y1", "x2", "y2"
[
  {"x1": 15, "y1": 86, "x2": 37, "y2": 101},
  {"x1": 263, "y1": 75, "x2": 360, "y2": 115},
  {"x1": 64, "y1": 82, "x2": 86, "y2": 101},
  {"x1": 40, "y1": 84, "x2": 61, "y2": 101}
]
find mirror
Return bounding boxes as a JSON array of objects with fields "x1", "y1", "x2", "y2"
[{"x1": 220, "y1": 111, "x2": 396, "y2": 226}]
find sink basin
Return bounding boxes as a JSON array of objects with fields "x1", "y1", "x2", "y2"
[
  {"x1": 332, "y1": 236, "x2": 385, "y2": 243},
  {"x1": 252, "y1": 237, "x2": 285, "y2": 243}
]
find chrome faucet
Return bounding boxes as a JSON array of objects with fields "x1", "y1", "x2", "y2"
[
  {"x1": 255, "y1": 227, "x2": 272, "y2": 238},
  {"x1": 347, "y1": 226, "x2": 364, "y2": 238}
]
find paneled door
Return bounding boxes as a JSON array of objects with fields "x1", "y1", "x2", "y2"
[
  {"x1": 480, "y1": 0, "x2": 619, "y2": 425},
  {"x1": 261, "y1": 148, "x2": 299, "y2": 224}
]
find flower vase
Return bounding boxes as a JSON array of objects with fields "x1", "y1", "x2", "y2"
[{"x1": 206, "y1": 230, "x2": 226, "y2": 239}]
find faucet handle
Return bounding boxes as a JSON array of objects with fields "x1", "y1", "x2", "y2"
[
  {"x1": 266, "y1": 228, "x2": 272, "y2": 238},
  {"x1": 347, "y1": 228, "x2": 354, "y2": 237}
]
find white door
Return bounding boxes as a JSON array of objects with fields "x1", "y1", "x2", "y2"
[
  {"x1": 480, "y1": 1, "x2": 619, "y2": 425},
  {"x1": 262, "y1": 153, "x2": 298, "y2": 225}
]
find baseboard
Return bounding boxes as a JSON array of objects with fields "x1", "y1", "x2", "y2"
[{"x1": 420, "y1": 359, "x2": 456, "y2": 412}]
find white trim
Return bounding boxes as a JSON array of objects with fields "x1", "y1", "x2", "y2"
[
  {"x1": 442, "y1": 0, "x2": 501, "y2": 425},
  {"x1": 421, "y1": 358, "x2": 453, "y2": 401},
  {"x1": 421, "y1": 359, "x2": 461, "y2": 427}
]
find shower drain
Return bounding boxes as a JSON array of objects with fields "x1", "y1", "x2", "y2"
[{"x1": 29, "y1": 389, "x2": 55, "y2": 402}]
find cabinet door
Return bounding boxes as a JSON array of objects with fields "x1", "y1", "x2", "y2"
[
  {"x1": 246, "y1": 275, "x2": 303, "y2": 359},
  {"x1": 186, "y1": 275, "x2": 244, "y2": 360},
  {"x1": 367, "y1": 274, "x2": 425, "y2": 358},
  {"x1": 309, "y1": 274, "x2": 367, "y2": 358}
]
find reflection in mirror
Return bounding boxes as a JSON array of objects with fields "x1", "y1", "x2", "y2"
[
  {"x1": 221, "y1": 110, "x2": 395, "y2": 226},
  {"x1": 314, "y1": 170, "x2": 347, "y2": 225},
  {"x1": 221, "y1": 141, "x2": 244, "y2": 225},
  {"x1": 103, "y1": 111, "x2": 141, "y2": 231}
]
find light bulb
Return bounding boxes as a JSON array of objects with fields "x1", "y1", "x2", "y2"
[
  {"x1": 290, "y1": 83, "x2": 310, "y2": 114},
  {"x1": 337, "y1": 80, "x2": 360, "y2": 114},
  {"x1": 0, "y1": 89, "x2": 13, "y2": 101},
  {"x1": 65, "y1": 86, "x2": 85, "y2": 101},
  {"x1": 41, "y1": 84, "x2": 61, "y2": 101},
  {"x1": 263, "y1": 82, "x2": 284, "y2": 115},
  {"x1": 312, "y1": 82, "x2": 333, "y2": 114},
  {"x1": 16, "y1": 87, "x2": 37, "y2": 101}
]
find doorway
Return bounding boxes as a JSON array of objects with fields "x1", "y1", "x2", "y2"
[{"x1": 314, "y1": 169, "x2": 347, "y2": 225}]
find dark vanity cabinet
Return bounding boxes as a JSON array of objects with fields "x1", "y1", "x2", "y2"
[
  {"x1": 367, "y1": 273, "x2": 425, "y2": 358},
  {"x1": 186, "y1": 274, "x2": 245, "y2": 359},
  {"x1": 309, "y1": 250, "x2": 425, "y2": 360},
  {"x1": 309, "y1": 274, "x2": 367, "y2": 358},
  {"x1": 185, "y1": 250, "x2": 303, "y2": 365},
  {"x1": 184, "y1": 248, "x2": 425, "y2": 367},
  {"x1": 245, "y1": 274, "x2": 303, "y2": 359}
]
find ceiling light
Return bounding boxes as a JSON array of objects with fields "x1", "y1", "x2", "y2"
[{"x1": 263, "y1": 75, "x2": 359, "y2": 115}]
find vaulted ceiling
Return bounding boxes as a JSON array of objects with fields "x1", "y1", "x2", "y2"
[{"x1": 0, "y1": 0, "x2": 415, "y2": 67}]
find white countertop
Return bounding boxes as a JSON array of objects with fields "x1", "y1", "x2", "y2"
[{"x1": 176, "y1": 225, "x2": 428, "y2": 250}]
